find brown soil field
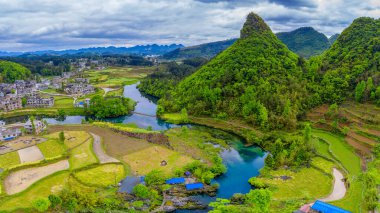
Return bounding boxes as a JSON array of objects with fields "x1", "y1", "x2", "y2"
[
  {"x1": 344, "y1": 136, "x2": 372, "y2": 156},
  {"x1": 49, "y1": 125, "x2": 153, "y2": 159},
  {"x1": 347, "y1": 131, "x2": 377, "y2": 146}
]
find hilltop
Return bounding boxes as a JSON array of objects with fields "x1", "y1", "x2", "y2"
[
  {"x1": 276, "y1": 27, "x2": 330, "y2": 58},
  {"x1": 0, "y1": 60, "x2": 31, "y2": 83}
]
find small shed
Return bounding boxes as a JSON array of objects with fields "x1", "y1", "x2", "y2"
[
  {"x1": 185, "y1": 182, "x2": 204, "y2": 191},
  {"x1": 118, "y1": 176, "x2": 145, "y2": 194},
  {"x1": 311, "y1": 200, "x2": 351, "y2": 213},
  {"x1": 166, "y1": 177, "x2": 185, "y2": 185}
]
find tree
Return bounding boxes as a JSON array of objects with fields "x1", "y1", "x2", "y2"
[
  {"x1": 59, "y1": 131, "x2": 65, "y2": 143},
  {"x1": 30, "y1": 116, "x2": 36, "y2": 134},
  {"x1": 32, "y1": 198, "x2": 51, "y2": 212},
  {"x1": 304, "y1": 123, "x2": 312, "y2": 144},
  {"x1": 245, "y1": 189, "x2": 271, "y2": 213},
  {"x1": 355, "y1": 80, "x2": 366, "y2": 102},
  {"x1": 21, "y1": 97, "x2": 27, "y2": 107},
  {"x1": 145, "y1": 170, "x2": 166, "y2": 187},
  {"x1": 133, "y1": 184, "x2": 150, "y2": 199},
  {"x1": 48, "y1": 194, "x2": 62, "y2": 209},
  {"x1": 57, "y1": 109, "x2": 66, "y2": 121}
]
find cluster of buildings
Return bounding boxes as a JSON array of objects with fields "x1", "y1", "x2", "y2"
[
  {"x1": 64, "y1": 78, "x2": 94, "y2": 95},
  {"x1": 25, "y1": 93, "x2": 54, "y2": 108},
  {"x1": 0, "y1": 119, "x2": 45, "y2": 141}
]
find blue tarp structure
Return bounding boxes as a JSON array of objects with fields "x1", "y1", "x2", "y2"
[
  {"x1": 166, "y1": 177, "x2": 185, "y2": 184},
  {"x1": 118, "y1": 176, "x2": 145, "y2": 193},
  {"x1": 185, "y1": 182, "x2": 204, "y2": 190},
  {"x1": 311, "y1": 200, "x2": 351, "y2": 213}
]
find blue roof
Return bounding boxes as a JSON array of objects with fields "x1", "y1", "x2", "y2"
[
  {"x1": 185, "y1": 182, "x2": 204, "y2": 190},
  {"x1": 166, "y1": 177, "x2": 185, "y2": 184},
  {"x1": 311, "y1": 200, "x2": 351, "y2": 213}
]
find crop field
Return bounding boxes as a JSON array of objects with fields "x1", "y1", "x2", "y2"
[
  {"x1": 69, "y1": 139, "x2": 98, "y2": 170},
  {"x1": 37, "y1": 138, "x2": 66, "y2": 159},
  {"x1": 0, "y1": 152, "x2": 20, "y2": 170},
  {"x1": 74, "y1": 163, "x2": 125, "y2": 187},
  {"x1": 123, "y1": 145, "x2": 194, "y2": 175}
]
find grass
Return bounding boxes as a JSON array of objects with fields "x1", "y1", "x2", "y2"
[
  {"x1": 73, "y1": 163, "x2": 125, "y2": 187},
  {"x1": 312, "y1": 137, "x2": 335, "y2": 159},
  {"x1": 69, "y1": 139, "x2": 98, "y2": 170},
  {"x1": 161, "y1": 113, "x2": 189, "y2": 124},
  {"x1": 259, "y1": 157, "x2": 334, "y2": 201},
  {"x1": 93, "y1": 122, "x2": 159, "y2": 134},
  {"x1": 106, "y1": 87, "x2": 124, "y2": 97},
  {"x1": 37, "y1": 139, "x2": 66, "y2": 159},
  {"x1": 62, "y1": 131, "x2": 91, "y2": 149},
  {"x1": 312, "y1": 129, "x2": 364, "y2": 212},
  {"x1": 122, "y1": 145, "x2": 194, "y2": 175},
  {"x1": 0, "y1": 151, "x2": 20, "y2": 170}
]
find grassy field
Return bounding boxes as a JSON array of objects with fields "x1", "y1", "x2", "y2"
[
  {"x1": 259, "y1": 157, "x2": 334, "y2": 201},
  {"x1": 161, "y1": 113, "x2": 189, "y2": 124},
  {"x1": 61, "y1": 131, "x2": 91, "y2": 149},
  {"x1": 106, "y1": 87, "x2": 124, "y2": 97},
  {"x1": 0, "y1": 152, "x2": 20, "y2": 170},
  {"x1": 69, "y1": 139, "x2": 98, "y2": 170},
  {"x1": 123, "y1": 145, "x2": 194, "y2": 175},
  {"x1": 74, "y1": 163, "x2": 125, "y2": 187},
  {"x1": 37, "y1": 139, "x2": 66, "y2": 159}
]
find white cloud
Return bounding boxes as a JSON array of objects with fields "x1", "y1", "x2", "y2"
[{"x1": 0, "y1": 0, "x2": 378, "y2": 51}]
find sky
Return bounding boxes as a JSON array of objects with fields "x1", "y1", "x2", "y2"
[{"x1": 0, "y1": 0, "x2": 379, "y2": 52}]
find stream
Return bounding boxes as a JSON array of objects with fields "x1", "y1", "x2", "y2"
[{"x1": 3, "y1": 83, "x2": 267, "y2": 211}]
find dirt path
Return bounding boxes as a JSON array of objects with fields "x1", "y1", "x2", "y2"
[
  {"x1": 18, "y1": 146, "x2": 44, "y2": 163},
  {"x1": 90, "y1": 133, "x2": 119, "y2": 163},
  {"x1": 320, "y1": 168, "x2": 346, "y2": 202},
  {"x1": 4, "y1": 160, "x2": 69, "y2": 195}
]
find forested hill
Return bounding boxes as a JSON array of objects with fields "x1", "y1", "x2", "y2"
[
  {"x1": 0, "y1": 60, "x2": 31, "y2": 83},
  {"x1": 328, "y1": 34, "x2": 340, "y2": 45},
  {"x1": 158, "y1": 13, "x2": 313, "y2": 130},
  {"x1": 162, "y1": 39, "x2": 237, "y2": 60},
  {"x1": 312, "y1": 17, "x2": 380, "y2": 103},
  {"x1": 276, "y1": 27, "x2": 330, "y2": 58}
]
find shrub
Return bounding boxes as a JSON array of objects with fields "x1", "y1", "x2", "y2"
[
  {"x1": 145, "y1": 170, "x2": 166, "y2": 187},
  {"x1": 133, "y1": 184, "x2": 150, "y2": 199},
  {"x1": 48, "y1": 194, "x2": 62, "y2": 209},
  {"x1": 248, "y1": 177, "x2": 268, "y2": 188},
  {"x1": 32, "y1": 198, "x2": 51, "y2": 212}
]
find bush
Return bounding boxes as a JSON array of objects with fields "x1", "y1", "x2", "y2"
[
  {"x1": 132, "y1": 200, "x2": 144, "y2": 208},
  {"x1": 248, "y1": 177, "x2": 268, "y2": 188},
  {"x1": 48, "y1": 194, "x2": 62, "y2": 209},
  {"x1": 133, "y1": 184, "x2": 150, "y2": 199},
  {"x1": 32, "y1": 198, "x2": 51, "y2": 212},
  {"x1": 145, "y1": 170, "x2": 166, "y2": 187}
]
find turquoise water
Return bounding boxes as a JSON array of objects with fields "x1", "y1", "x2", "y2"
[{"x1": 4, "y1": 83, "x2": 266, "y2": 211}]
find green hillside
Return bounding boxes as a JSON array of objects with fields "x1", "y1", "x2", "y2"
[
  {"x1": 159, "y1": 13, "x2": 314, "y2": 129},
  {"x1": 0, "y1": 60, "x2": 31, "y2": 83},
  {"x1": 314, "y1": 17, "x2": 380, "y2": 103},
  {"x1": 276, "y1": 27, "x2": 330, "y2": 58},
  {"x1": 328, "y1": 33, "x2": 340, "y2": 44},
  {"x1": 162, "y1": 39, "x2": 237, "y2": 60}
]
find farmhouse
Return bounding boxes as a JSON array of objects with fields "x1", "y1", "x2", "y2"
[
  {"x1": 0, "y1": 127, "x2": 22, "y2": 141},
  {"x1": 24, "y1": 120, "x2": 46, "y2": 135},
  {"x1": 65, "y1": 83, "x2": 95, "y2": 95},
  {"x1": 75, "y1": 78, "x2": 90, "y2": 83},
  {"x1": 0, "y1": 94, "x2": 22, "y2": 112},
  {"x1": 26, "y1": 94, "x2": 54, "y2": 108}
]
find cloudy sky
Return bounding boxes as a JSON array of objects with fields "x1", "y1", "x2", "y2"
[{"x1": 0, "y1": 0, "x2": 379, "y2": 52}]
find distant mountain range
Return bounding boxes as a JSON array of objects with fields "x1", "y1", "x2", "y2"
[
  {"x1": 0, "y1": 44, "x2": 184, "y2": 57},
  {"x1": 162, "y1": 39, "x2": 237, "y2": 60},
  {"x1": 328, "y1": 34, "x2": 340, "y2": 44}
]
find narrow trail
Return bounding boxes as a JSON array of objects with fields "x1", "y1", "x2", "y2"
[
  {"x1": 320, "y1": 168, "x2": 347, "y2": 202},
  {"x1": 90, "y1": 133, "x2": 119, "y2": 163}
]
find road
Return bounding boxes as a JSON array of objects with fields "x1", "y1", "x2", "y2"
[
  {"x1": 90, "y1": 133, "x2": 119, "y2": 163},
  {"x1": 320, "y1": 168, "x2": 347, "y2": 202}
]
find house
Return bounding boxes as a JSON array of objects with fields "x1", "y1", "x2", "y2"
[
  {"x1": 311, "y1": 200, "x2": 351, "y2": 213},
  {"x1": 24, "y1": 119, "x2": 46, "y2": 135},
  {"x1": 26, "y1": 94, "x2": 54, "y2": 108},
  {"x1": 65, "y1": 83, "x2": 95, "y2": 95},
  {"x1": 36, "y1": 83, "x2": 48, "y2": 91},
  {"x1": 185, "y1": 182, "x2": 204, "y2": 191},
  {"x1": 0, "y1": 94, "x2": 22, "y2": 111},
  {"x1": 0, "y1": 127, "x2": 22, "y2": 141},
  {"x1": 75, "y1": 78, "x2": 90, "y2": 83}
]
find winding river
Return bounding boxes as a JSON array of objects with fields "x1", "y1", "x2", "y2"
[{"x1": 4, "y1": 83, "x2": 266, "y2": 211}]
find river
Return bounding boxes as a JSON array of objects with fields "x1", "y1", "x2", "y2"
[{"x1": 3, "y1": 83, "x2": 266, "y2": 211}]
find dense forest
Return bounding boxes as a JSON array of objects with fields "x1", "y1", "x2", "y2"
[
  {"x1": 276, "y1": 27, "x2": 331, "y2": 58},
  {"x1": 0, "y1": 60, "x2": 32, "y2": 83},
  {"x1": 162, "y1": 39, "x2": 237, "y2": 60},
  {"x1": 138, "y1": 57, "x2": 208, "y2": 97},
  {"x1": 150, "y1": 14, "x2": 379, "y2": 131}
]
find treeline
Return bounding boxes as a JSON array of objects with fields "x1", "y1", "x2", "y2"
[
  {"x1": 0, "y1": 60, "x2": 32, "y2": 83},
  {"x1": 138, "y1": 57, "x2": 208, "y2": 98},
  {"x1": 85, "y1": 95, "x2": 134, "y2": 118}
]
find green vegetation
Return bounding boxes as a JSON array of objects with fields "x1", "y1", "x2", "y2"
[
  {"x1": 37, "y1": 139, "x2": 66, "y2": 159},
  {"x1": 276, "y1": 27, "x2": 330, "y2": 58},
  {"x1": 85, "y1": 95, "x2": 134, "y2": 118},
  {"x1": 138, "y1": 57, "x2": 207, "y2": 98},
  {"x1": 69, "y1": 139, "x2": 98, "y2": 170},
  {"x1": 92, "y1": 121, "x2": 159, "y2": 133},
  {"x1": 0, "y1": 60, "x2": 31, "y2": 83},
  {"x1": 328, "y1": 34, "x2": 340, "y2": 44},
  {"x1": 73, "y1": 163, "x2": 124, "y2": 187},
  {"x1": 160, "y1": 109, "x2": 189, "y2": 124},
  {"x1": 0, "y1": 152, "x2": 20, "y2": 170}
]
